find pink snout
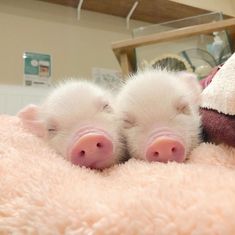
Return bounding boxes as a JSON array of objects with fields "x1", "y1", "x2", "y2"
[
  {"x1": 145, "y1": 137, "x2": 185, "y2": 163},
  {"x1": 68, "y1": 132, "x2": 114, "y2": 169}
]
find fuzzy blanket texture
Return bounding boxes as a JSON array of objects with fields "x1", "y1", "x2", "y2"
[{"x1": 1, "y1": 115, "x2": 235, "y2": 235}]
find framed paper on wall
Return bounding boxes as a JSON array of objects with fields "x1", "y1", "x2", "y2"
[{"x1": 23, "y1": 52, "x2": 52, "y2": 87}]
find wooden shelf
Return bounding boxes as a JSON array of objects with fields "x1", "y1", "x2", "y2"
[
  {"x1": 38, "y1": 0, "x2": 210, "y2": 24},
  {"x1": 112, "y1": 18, "x2": 235, "y2": 77}
]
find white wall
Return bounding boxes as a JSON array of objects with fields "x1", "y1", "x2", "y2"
[
  {"x1": 0, "y1": 85, "x2": 51, "y2": 115},
  {"x1": 0, "y1": 0, "x2": 149, "y2": 85}
]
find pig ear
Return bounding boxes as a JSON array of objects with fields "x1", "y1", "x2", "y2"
[
  {"x1": 17, "y1": 104, "x2": 48, "y2": 138},
  {"x1": 177, "y1": 71, "x2": 202, "y2": 105}
]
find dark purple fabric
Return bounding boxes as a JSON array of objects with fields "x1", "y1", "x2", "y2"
[{"x1": 200, "y1": 108, "x2": 235, "y2": 147}]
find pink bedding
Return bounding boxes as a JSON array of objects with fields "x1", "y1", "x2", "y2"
[{"x1": 0, "y1": 115, "x2": 235, "y2": 234}]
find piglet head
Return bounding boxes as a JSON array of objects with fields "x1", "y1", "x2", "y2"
[
  {"x1": 17, "y1": 80, "x2": 123, "y2": 170},
  {"x1": 116, "y1": 69, "x2": 202, "y2": 163}
]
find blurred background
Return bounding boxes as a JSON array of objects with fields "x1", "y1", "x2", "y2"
[{"x1": 0, "y1": 0, "x2": 235, "y2": 114}]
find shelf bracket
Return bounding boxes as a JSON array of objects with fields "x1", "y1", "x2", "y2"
[
  {"x1": 126, "y1": 1, "x2": 139, "y2": 29},
  {"x1": 77, "y1": 0, "x2": 84, "y2": 21}
]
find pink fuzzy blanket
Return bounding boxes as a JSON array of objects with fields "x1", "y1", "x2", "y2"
[{"x1": 1, "y1": 115, "x2": 235, "y2": 235}]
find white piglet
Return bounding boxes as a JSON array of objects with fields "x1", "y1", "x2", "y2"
[
  {"x1": 116, "y1": 69, "x2": 202, "y2": 163},
  {"x1": 18, "y1": 80, "x2": 123, "y2": 170}
]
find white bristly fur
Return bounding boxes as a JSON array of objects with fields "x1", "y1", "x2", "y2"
[
  {"x1": 115, "y1": 69, "x2": 202, "y2": 161},
  {"x1": 38, "y1": 79, "x2": 124, "y2": 164}
]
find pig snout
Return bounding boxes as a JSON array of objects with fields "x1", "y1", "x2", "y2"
[
  {"x1": 68, "y1": 128, "x2": 114, "y2": 169},
  {"x1": 145, "y1": 129, "x2": 185, "y2": 163}
]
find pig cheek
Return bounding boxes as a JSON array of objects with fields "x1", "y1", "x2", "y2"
[
  {"x1": 125, "y1": 127, "x2": 146, "y2": 160},
  {"x1": 100, "y1": 112, "x2": 118, "y2": 126},
  {"x1": 98, "y1": 113, "x2": 122, "y2": 152},
  {"x1": 173, "y1": 115, "x2": 200, "y2": 155},
  {"x1": 184, "y1": 115, "x2": 202, "y2": 153},
  {"x1": 47, "y1": 134, "x2": 68, "y2": 159}
]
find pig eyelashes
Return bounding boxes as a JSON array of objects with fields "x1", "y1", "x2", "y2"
[
  {"x1": 176, "y1": 99, "x2": 191, "y2": 115},
  {"x1": 102, "y1": 103, "x2": 113, "y2": 113},
  {"x1": 47, "y1": 127, "x2": 58, "y2": 137},
  {"x1": 95, "y1": 95, "x2": 113, "y2": 113},
  {"x1": 48, "y1": 127, "x2": 57, "y2": 132},
  {"x1": 122, "y1": 113, "x2": 136, "y2": 129},
  {"x1": 47, "y1": 119, "x2": 59, "y2": 135}
]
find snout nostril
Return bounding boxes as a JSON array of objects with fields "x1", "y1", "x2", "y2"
[
  {"x1": 79, "y1": 150, "x2": 85, "y2": 157},
  {"x1": 154, "y1": 152, "x2": 159, "y2": 157},
  {"x1": 96, "y1": 142, "x2": 103, "y2": 148},
  {"x1": 172, "y1": 147, "x2": 176, "y2": 153}
]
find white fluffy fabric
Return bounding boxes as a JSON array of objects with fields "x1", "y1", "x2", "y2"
[
  {"x1": 201, "y1": 52, "x2": 235, "y2": 115},
  {"x1": 1, "y1": 115, "x2": 235, "y2": 235}
]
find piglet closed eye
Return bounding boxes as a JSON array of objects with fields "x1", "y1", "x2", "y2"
[
  {"x1": 18, "y1": 79, "x2": 124, "y2": 170},
  {"x1": 116, "y1": 69, "x2": 202, "y2": 163}
]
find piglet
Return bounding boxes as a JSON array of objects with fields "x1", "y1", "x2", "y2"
[
  {"x1": 18, "y1": 79, "x2": 123, "y2": 170},
  {"x1": 115, "y1": 69, "x2": 202, "y2": 163}
]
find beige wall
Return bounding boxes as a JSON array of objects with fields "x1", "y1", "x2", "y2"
[
  {"x1": 2, "y1": 0, "x2": 232, "y2": 85},
  {"x1": 171, "y1": 0, "x2": 235, "y2": 16},
  {"x1": 0, "y1": 0, "x2": 149, "y2": 85}
]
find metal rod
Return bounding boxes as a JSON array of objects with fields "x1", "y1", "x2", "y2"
[
  {"x1": 77, "y1": 0, "x2": 84, "y2": 21},
  {"x1": 126, "y1": 1, "x2": 139, "y2": 29}
]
